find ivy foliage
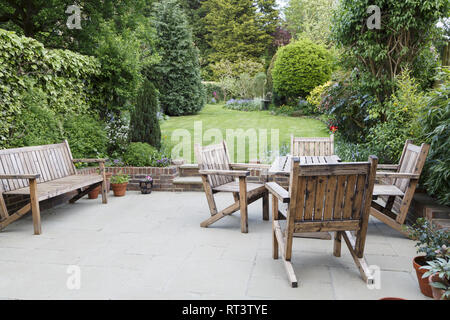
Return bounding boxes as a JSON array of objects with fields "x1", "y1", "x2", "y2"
[{"x1": 0, "y1": 28, "x2": 101, "y2": 148}]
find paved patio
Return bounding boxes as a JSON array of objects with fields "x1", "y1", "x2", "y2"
[{"x1": 0, "y1": 191, "x2": 429, "y2": 300}]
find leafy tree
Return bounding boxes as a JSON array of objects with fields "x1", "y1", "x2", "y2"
[
  {"x1": 153, "y1": 0, "x2": 205, "y2": 116},
  {"x1": 130, "y1": 80, "x2": 161, "y2": 149},
  {"x1": 272, "y1": 38, "x2": 333, "y2": 100},
  {"x1": 285, "y1": 0, "x2": 334, "y2": 45},
  {"x1": 331, "y1": 0, "x2": 449, "y2": 116},
  {"x1": 202, "y1": 0, "x2": 272, "y2": 64}
]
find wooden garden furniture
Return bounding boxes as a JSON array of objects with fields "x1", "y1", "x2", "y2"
[
  {"x1": 290, "y1": 134, "x2": 334, "y2": 157},
  {"x1": 266, "y1": 156, "x2": 378, "y2": 287},
  {"x1": 0, "y1": 141, "x2": 108, "y2": 235},
  {"x1": 268, "y1": 155, "x2": 341, "y2": 240},
  {"x1": 194, "y1": 142, "x2": 269, "y2": 233},
  {"x1": 371, "y1": 140, "x2": 430, "y2": 235}
]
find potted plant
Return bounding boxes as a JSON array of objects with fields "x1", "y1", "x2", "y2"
[
  {"x1": 407, "y1": 218, "x2": 450, "y2": 297},
  {"x1": 420, "y1": 246, "x2": 450, "y2": 300},
  {"x1": 88, "y1": 169, "x2": 112, "y2": 199},
  {"x1": 110, "y1": 171, "x2": 130, "y2": 197},
  {"x1": 139, "y1": 176, "x2": 153, "y2": 194}
]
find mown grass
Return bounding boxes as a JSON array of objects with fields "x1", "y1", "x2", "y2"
[{"x1": 161, "y1": 104, "x2": 329, "y2": 163}]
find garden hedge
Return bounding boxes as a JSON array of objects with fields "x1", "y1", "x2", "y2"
[{"x1": 0, "y1": 28, "x2": 101, "y2": 149}]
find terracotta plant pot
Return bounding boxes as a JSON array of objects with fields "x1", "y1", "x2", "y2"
[
  {"x1": 413, "y1": 256, "x2": 433, "y2": 298},
  {"x1": 429, "y1": 274, "x2": 449, "y2": 300},
  {"x1": 88, "y1": 185, "x2": 101, "y2": 199},
  {"x1": 111, "y1": 182, "x2": 128, "y2": 197}
]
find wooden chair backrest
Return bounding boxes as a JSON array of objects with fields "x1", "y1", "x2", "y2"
[
  {"x1": 287, "y1": 156, "x2": 377, "y2": 228},
  {"x1": 291, "y1": 134, "x2": 334, "y2": 157},
  {"x1": 0, "y1": 141, "x2": 76, "y2": 192},
  {"x1": 392, "y1": 140, "x2": 430, "y2": 214},
  {"x1": 194, "y1": 142, "x2": 234, "y2": 188}
]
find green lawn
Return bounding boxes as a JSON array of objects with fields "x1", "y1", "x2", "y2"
[{"x1": 161, "y1": 104, "x2": 329, "y2": 163}]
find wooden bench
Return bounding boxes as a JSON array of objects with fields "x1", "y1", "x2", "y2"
[{"x1": 0, "y1": 141, "x2": 108, "y2": 234}]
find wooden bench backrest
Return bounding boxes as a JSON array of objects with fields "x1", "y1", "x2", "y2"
[
  {"x1": 194, "y1": 142, "x2": 234, "y2": 188},
  {"x1": 392, "y1": 140, "x2": 430, "y2": 215},
  {"x1": 291, "y1": 134, "x2": 334, "y2": 157},
  {"x1": 0, "y1": 141, "x2": 76, "y2": 192},
  {"x1": 288, "y1": 156, "x2": 377, "y2": 228}
]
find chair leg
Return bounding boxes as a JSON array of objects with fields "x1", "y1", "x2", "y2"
[
  {"x1": 342, "y1": 231, "x2": 374, "y2": 284},
  {"x1": 272, "y1": 195, "x2": 279, "y2": 259},
  {"x1": 274, "y1": 221, "x2": 298, "y2": 287},
  {"x1": 239, "y1": 177, "x2": 248, "y2": 233},
  {"x1": 333, "y1": 231, "x2": 342, "y2": 257},
  {"x1": 262, "y1": 191, "x2": 269, "y2": 221},
  {"x1": 29, "y1": 179, "x2": 41, "y2": 235}
]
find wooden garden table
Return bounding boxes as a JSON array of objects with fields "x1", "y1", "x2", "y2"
[
  {"x1": 268, "y1": 155, "x2": 341, "y2": 176},
  {"x1": 268, "y1": 155, "x2": 341, "y2": 240}
]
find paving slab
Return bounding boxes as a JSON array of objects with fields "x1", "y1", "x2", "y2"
[{"x1": 0, "y1": 191, "x2": 428, "y2": 300}]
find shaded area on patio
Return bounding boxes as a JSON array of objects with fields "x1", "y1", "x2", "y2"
[{"x1": 0, "y1": 191, "x2": 429, "y2": 300}]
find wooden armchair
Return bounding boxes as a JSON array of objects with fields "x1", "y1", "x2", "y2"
[
  {"x1": 194, "y1": 142, "x2": 269, "y2": 233},
  {"x1": 290, "y1": 134, "x2": 334, "y2": 156},
  {"x1": 371, "y1": 140, "x2": 430, "y2": 235},
  {"x1": 266, "y1": 156, "x2": 378, "y2": 287}
]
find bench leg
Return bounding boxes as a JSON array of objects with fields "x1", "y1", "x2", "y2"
[
  {"x1": 262, "y1": 191, "x2": 269, "y2": 221},
  {"x1": 29, "y1": 179, "x2": 41, "y2": 235},
  {"x1": 100, "y1": 162, "x2": 108, "y2": 204}
]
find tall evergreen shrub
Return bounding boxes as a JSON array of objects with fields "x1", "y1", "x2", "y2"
[{"x1": 130, "y1": 80, "x2": 161, "y2": 150}]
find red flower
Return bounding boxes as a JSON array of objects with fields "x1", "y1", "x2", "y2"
[{"x1": 330, "y1": 126, "x2": 338, "y2": 133}]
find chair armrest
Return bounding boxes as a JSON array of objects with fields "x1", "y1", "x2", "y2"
[
  {"x1": 199, "y1": 169, "x2": 250, "y2": 177},
  {"x1": 376, "y1": 172, "x2": 420, "y2": 179},
  {"x1": 265, "y1": 182, "x2": 290, "y2": 203},
  {"x1": 0, "y1": 174, "x2": 40, "y2": 180},
  {"x1": 230, "y1": 163, "x2": 271, "y2": 170},
  {"x1": 73, "y1": 158, "x2": 107, "y2": 163},
  {"x1": 377, "y1": 164, "x2": 399, "y2": 170}
]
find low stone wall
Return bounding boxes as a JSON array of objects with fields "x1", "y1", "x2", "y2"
[{"x1": 105, "y1": 166, "x2": 178, "y2": 191}]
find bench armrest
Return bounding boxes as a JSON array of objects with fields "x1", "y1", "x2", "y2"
[
  {"x1": 199, "y1": 169, "x2": 250, "y2": 177},
  {"x1": 265, "y1": 182, "x2": 290, "y2": 203},
  {"x1": 376, "y1": 172, "x2": 420, "y2": 179},
  {"x1": 72, "y1": 158, "x2": 107, "y2": 163},
  {"x1": 0, "y1": 174, "x2": 40, "y2": 180},
  {"x1": 377, "y1": 164, "x2": 399, "y2": 170}
]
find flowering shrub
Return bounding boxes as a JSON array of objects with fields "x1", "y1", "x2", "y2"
[{"x1": 224, "y1": 99, "x2": 261, "y2": 111}]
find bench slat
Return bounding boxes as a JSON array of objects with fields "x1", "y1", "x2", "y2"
[{"x1": 4, "y1": 175, "x2": 104, "y2": 201}]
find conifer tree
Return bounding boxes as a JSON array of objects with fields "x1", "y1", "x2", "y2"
[
  {"x1": 130, "y1": 80, "x2": 161, "y2": 149},
  {"x1": 153, "y1": 0, "x2": 205, "y2": 116}
]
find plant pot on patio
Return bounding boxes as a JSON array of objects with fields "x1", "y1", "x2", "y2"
[
  {"x1": 110, "y1": 171, "x2": 130, "y2": 197},
  {"x1": 88, "y1": 185, "x2": 101, "y2": 199},
  {"x1": 429, "y1": 274, "x2": 449, "y2": 300},
  {"x1": 413, "y1": 256, "x2": 433, "y2": 298},
  {"x1": 139, "y1": 176, "x2": 153, "y2": 194}
]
